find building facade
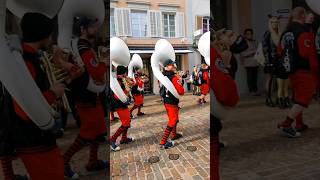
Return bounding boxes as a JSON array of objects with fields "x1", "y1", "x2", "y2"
[
  {"x1": 186, "y1": 0, "x2": 210, "y2": 72},
  {"x1": 110, "y1": 0, "x2": 209, "y2": 94}
]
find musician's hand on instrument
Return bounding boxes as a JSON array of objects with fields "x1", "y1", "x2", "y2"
[
  {"x1": 50, "y1": 83, "x2": 66, "y2": 98},
  {"x1": 52, "y1": 47, "x2": 67, "y2": 68}
]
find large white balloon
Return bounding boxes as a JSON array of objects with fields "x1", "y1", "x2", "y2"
[{"x1": 306, "y1": 0, "x2": 320, "y2": 15}]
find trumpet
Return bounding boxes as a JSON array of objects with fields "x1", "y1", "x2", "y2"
[{"x1": 42, "y1": 51, "x2": 71, "y2": 112}]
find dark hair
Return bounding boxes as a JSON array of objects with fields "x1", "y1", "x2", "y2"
[
  {"x1": 21, "y1": 13, "x2": 55, "y2": 42},
  {"x1": 244, "y1": 28, "x2": 253, "y2": 35}
]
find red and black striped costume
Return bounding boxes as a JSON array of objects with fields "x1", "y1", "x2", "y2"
[
  {"x1": 130, "y1": 75, "x2": 144, "y2": 115},
  {"x1": 160, "y1": 71, "x2": 184, "y2": 145},
  {"x1": 110, "y1": 77, "x2": 132, "y2": 143},
  {"x1": 63, "y1": 38, "x2": 107, "y2": 169},
  {"x1": 0, "y1": 43, "x2": 65, "y2": 180}
]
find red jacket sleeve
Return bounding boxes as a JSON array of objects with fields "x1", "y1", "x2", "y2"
[
  {"x1": 203, "y1": 71, "x2": 209, "y2": 86},
  {"x1": 211, "y1": 48, "x2": 239, "y2": 107},
  {"x1": 14, "y1": 61, "x2": 57, "y2": 121},
  {"x1": 172, "y1": 76, "x2": 184, "y2": 95},
  {"x1": 298, "y1": 32, "x2": 319, "y2": 80},
  {"x1": 81, "y1": 49, "x2": 106, "y2": 81}
]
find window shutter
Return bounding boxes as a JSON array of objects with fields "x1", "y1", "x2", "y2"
[
  {"x1": 175, "y1": 12, "x2": 185, "y2": 37},
  {"x1": 114, "y1": 8, "x2": 132, "y2": 37},
  {"x1": 196, "y1": 15, "x2": 202, "y2": 31},
  {"x1": 148, "y1": 10, "x2": 162, "y2": 37},
  {"x1": 123, "y1": 9, "x2": 132, "y2": 36}
]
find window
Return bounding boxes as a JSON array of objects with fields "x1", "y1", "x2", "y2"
[
  {"x1": 114, "y1": 8, "x2": 132, "y2": 36},
  {"x1": 163, "y1": 13, "x2": 176, "y2": 38},
  {"x1": 131, "y1": 10, "x2": 148, "y2": 37},
  {"x1": 110, "y1": 8, "x2": 116, "y2": 37},
  {"x1": 202, "y1": 17, "x2": 210, "y2": 33},
  {"x1": 148, "y1": 10, "x2": 161, "y2": 37}
]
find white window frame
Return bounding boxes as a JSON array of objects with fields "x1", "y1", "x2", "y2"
[
  {"x1": 147, "y1": 10, "x2": 162, "y2": 37},
  {"x1": 130, "y1": 9, "x2": 148, "y2": 38},
  {"x1": 162, "y1": 12, "x2": 176, "y2": 38},
  {"x1": 110, "y1": 8, "x2": 116, "y2": 37},
  {"x1": 114, "y1": 8, "x2": 132, "y2": 37}
]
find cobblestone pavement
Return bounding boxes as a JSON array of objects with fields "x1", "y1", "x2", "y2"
[
  {"x1": 1, "y1": 93, "x2": 210, "y2": 180},
  {"x1": 111, "y1": 93, "x2": 210, "y2": 180},
  {"x1": 220, "y1": 96, "x2": 320, "y2": 180}
]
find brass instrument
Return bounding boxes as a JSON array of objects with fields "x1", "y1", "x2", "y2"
[
  {"x1": 123, "y1": 76, "x2": 135, "y2": 91},
  {"x1": 42, "y1": 52, "x2": 71, "y2": 112}
]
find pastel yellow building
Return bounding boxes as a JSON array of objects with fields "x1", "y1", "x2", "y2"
[{"x1": 110, "y1": 0, "x2": 209, "y2": 94}]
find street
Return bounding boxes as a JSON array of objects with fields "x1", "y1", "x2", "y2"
[
  {"x1": 220, "y1": 97, "x2": 320, "y2": 180},
  {"x1": 1, "y1": 93, "x2": 210, "y2": 180},
  {"x1": 111, "y1": 93, "x2": 210, "y2": 180}
]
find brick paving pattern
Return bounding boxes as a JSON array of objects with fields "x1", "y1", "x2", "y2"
[
  {"x1": 111, "y1": 93, "x2": 210, "y2": 180},
  {"x1": 220, "y1": 97, "x2": 320, "y2": 180}
]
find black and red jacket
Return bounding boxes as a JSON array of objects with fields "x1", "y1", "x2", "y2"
[
  {"x1": 9, "y1": 43, "x2": 57, "y2": 151},
  {"x1": 211, "y1": 47, "x2": 239, "y2": 107},
  {"x1": 278, "y1": 22, "x2": 318, "y2": 76},
  {"x1": 69, "y1": 39, "x2": 106, "y2": 104},
  {"x1": 131, "y1": 75, "x2": 144, "y2": 95},
  {"x1": 161, "y1": 71, "x2": 184, "y2": 105},
  {"x1": 110, "y1": 78, "x2": 129, "y2": 110}
]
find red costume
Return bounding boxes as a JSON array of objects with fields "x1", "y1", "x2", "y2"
[
  {"x1": 159, "y1": 70, "x2": 184, "y2": 146},
  {"x1": 63, "y1": 38, "x2": 107, "y2": 171},
  {"x1": 110, "y1": 72, "x2": 132, "y2": 145},
  {"x1": 9, "y1": 43, "x2": 64, "y2": 180},
  {"x1": 132, "y1": 76, "x2": 144, "y2": 106},
  {"x1": 130, "y1": 75, "x2": 145, "y2": 116},
  {"x1": 211, "y1": 47, "x2": 239, "y2": 180},
  {"x1": 201, "y1": 70, "x2": 210, "y2": 95},
  {"x1": 278, "y1": 22, "x2": 319, "y2": 129}
]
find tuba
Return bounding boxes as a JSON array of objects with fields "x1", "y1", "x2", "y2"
[
  {"x1": 110, "y1": 37, "x2": 130, "y2": 103},
  {"x1": 198, "y1": 31, "x2": 210, "y2": 66},
  {"x1": 306, "y1": 0, "x2": 320, "y2": 15},
  {"x1": 57, "y1": 0, "x2": 106, "y2": 93},
  {"x1": 151, "y1": 39, "x2": 180, "y2": 99},
  {"x1": 0, "y1": 0, "x2": 64, "y2": 130},
  {"x1": 128, "y1": 54, "x2": 143, "y2": 81}
]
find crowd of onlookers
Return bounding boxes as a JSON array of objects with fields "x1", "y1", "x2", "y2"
[{"x1": 236, "y1": 11, "x2": 320, "y2": 109}]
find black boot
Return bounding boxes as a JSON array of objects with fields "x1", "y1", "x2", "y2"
[
  {"x1": 284, "y1": 97, "x2": 292, "y2": 108},
  {"x1": 276, "y1": 98, "x2": 280, "y2": 106},
  {"x1": 265, "y1": 96, "x2": 275, "y2": 107},
  {"x1": 279, "y1": 98, "x2": 285, "y2": 109}
]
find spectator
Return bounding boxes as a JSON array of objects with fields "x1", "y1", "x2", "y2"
[
  {"x1": 240, "y1": 28, "x2": 259, "y2": 96},
  {"x1": 262, "y1": 15, "x2": 281, "y2": 107}
]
